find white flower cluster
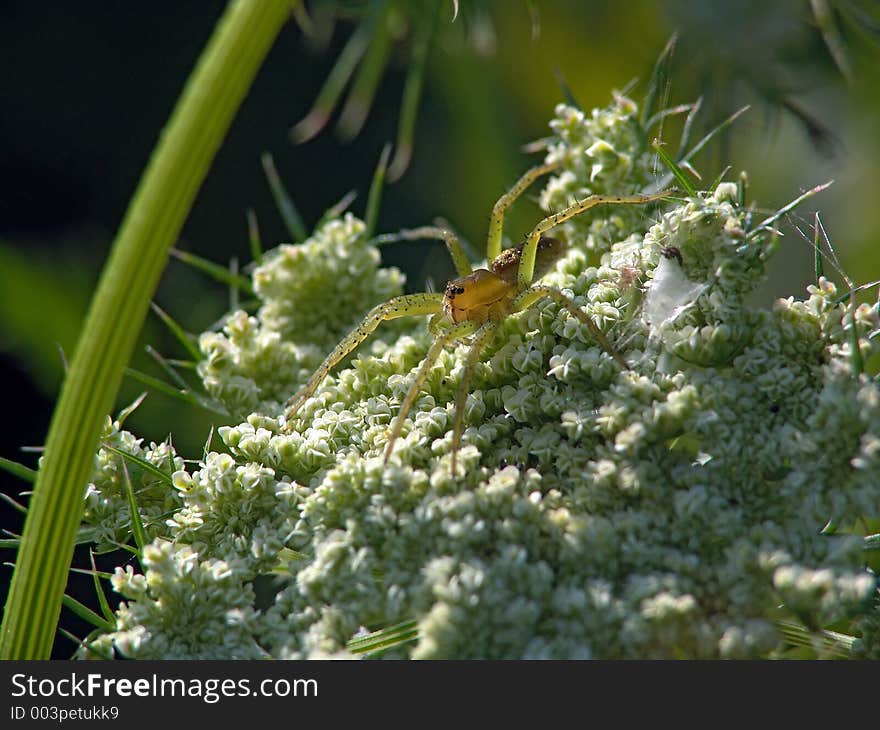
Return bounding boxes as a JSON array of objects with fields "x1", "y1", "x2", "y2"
[
  {"x1": 83, "y1": 97, "x2": 880, "y2": 659},
  {"x1": 197, "y1": 214, "x2": 406, "y2": 418},
  {"x1": 82, "y1": 417, "x2": 184, "y2": 554},
  {"x1": 541, "y1": 100, "x2": 658, "y2": 253}
]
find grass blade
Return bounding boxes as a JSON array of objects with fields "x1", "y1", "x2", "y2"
[
  {"x1": 813, "y1": 212, "x2": 824, "y2": 283},
  {"x1": 388, "y1": 1, "x2": 440, "y2": 180},
  {"x1": 121, "y1": 462, "x2": 148, "y2": 554},
  {"x1": 261, "y1": 152, "x2": 308, "y2": 242},
  {"x1": 150, "y1": 302, "x2": 202, "y2": 361},
  {"x1": 676, "y1": 96, "x2": 703, "y2": 160},
  {"x1": 680, "y1": 105, "x2": 750, "y2": 166},
  {"x1": 290, "y1": 17, "x2": 374, "y2": 143},
  {"x1": 315, "y1": 189, "x2": 358, "y2": 230},
  {"x1": 641, "y1": 34, "x2": 677, "y2": 129},
  {"x1": 776, "y1": 618, "x2": 855, "y2": 658},
  {"x1": 747, "y1": 181, "x2": 833, "y2": 239},
  {"x1": 170, "y1": 248, "x2": 255, "y2": 295},
  {"x1": 123, "y1": 367, "x2": 227, "y2": 416},
  {"x1": 347, "y1": 619, "x2": 419, "y2": 656},
  {"x1": 0, "y1": 456, "x2": 37, "y2": 484},
  {"x1": 60, "y1": 628, "x2": 115, "y2": 660},
  {"x1": 365, "y1": 142, "x2": 392, "y2": 240},
  {"x1": 0, "y1": 492, "x2": 28, "y2": 515},
  {"x1": 61, "y1": 594, "x2": 115, "y2": 633},
  {"x1": 145, "y1": 346, "x2": 191, "y2": 392},
  {"x1": 246, "y1": 208, "x2": 263, "y2": 264},
  {"x1": 101, "y1": 443, "x2": 175, "y2": 488},
  {"x1": 89, "y1": 550, "x2": 116, "y2": 624},
  {"x1": 652, "y1": 139, "x2": 697, "y2": 197},
  {"x1": 336, "y1": 6, "x2": 394, "y2": 141},
  {"x1": 115, "y1": 391, "x2": 148, "y2": 428}
]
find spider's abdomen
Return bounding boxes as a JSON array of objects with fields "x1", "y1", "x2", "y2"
[
  {"x1": 491, "y1": 236, "x2": 566, "y2": 286},
  {"x1": 443, "y1": 268, "x2": 516, "y2": 324}
]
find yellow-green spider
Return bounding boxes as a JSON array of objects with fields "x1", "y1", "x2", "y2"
[{"x1": 284, "y1": 161, "x2": 674, "y2": 474}]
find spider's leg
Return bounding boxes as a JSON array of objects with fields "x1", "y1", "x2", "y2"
[
  {"x1": 486, "y1": 161, "x2": 561, "y2": 261},
  {"x1": 377, "y1": 226, "x2": 471, "y2": 278},
  {"x1": 384, "y1": 319, "x2": 477, "y2": 464},
  {"x1": 517, "y1": 189, "x2": 676, "y2": 289},
  {"x1": 450, "y1": 319, "x2": 499, "y2": 475},
  {"x1": 284, "y1": 293, "x2": 443, "y2": 421},
  {"x1": 513, "y1": 284, "x2": 628, "y2": 369},
  {"x1": 427, "y1": 312, "x2": 447, "y2": 336}
]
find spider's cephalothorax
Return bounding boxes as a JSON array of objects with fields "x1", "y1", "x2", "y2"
[
  {"x1": 443, "y1": 237, "x2": 565, "y2": 325},
  {"x1": 283, "y1": 159, "x2": 674, "y2": 474}
]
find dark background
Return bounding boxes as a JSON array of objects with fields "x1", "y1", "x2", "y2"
[{"x1": 2, "y1": 1, "x2": 878, "y2": 657}]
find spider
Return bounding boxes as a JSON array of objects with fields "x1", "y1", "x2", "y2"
[{"x1": 283, "y1": 161, "x2": 674, "y2": 474}]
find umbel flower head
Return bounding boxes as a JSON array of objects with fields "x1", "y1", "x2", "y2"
[{"x1": 82, "y1": 94, "x2": 880, "y2": 659}]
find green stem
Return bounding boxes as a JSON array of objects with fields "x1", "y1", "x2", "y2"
[{"x1": 0, "y1": 0, "x2": 298, "y2": 659}]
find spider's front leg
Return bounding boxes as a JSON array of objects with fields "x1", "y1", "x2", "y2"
[
  {"x1": 517, "y1": 189, "x2": 677, "y2": 289},
  {"x1": 512, "y1": 285, "x2": 629, "y2": 370},
  {"x1": 376, "y1": 226, "x2": 472, "y2": 278},
  {"x1": 383, "y1": 319, "x2": 477, "y2": 464},
  {"x1": 450, "y1": 319, "x2": 499, "y2": 475},
  {"x1": 283, "y1": 293, "x2": 443, "y2": 427},
  {"x1": 486, "y1": 161, "x2": 561, "y2": 261}
]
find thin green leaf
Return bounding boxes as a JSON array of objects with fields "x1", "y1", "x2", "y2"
[
  {"x1": 347, "y1": 619, "x2": 419, "y2": 656},
  {"x1": 652, "y1": 139, "x2": 697, "y2": 197},
  {"x1": 776, "y1": 618, "x2": 855, "y2": 658},
  {"x1": 645, "y1": 102, "x2": 693, "y2": 134},
  {"x1": 229, "y1": 256, "x2": 240, "y2": 313},
  {"x1": 290, "y1": 17, "x2": 374, "y2": 143},
  {"x1": 831, "y1": 279, "x2": 880, "y2": 306},
  {"x1": 337, "y1": 6, "x2": 394, "y2": 140},
  {"x1": 641, "y1": 34, "x2": 677, "y2": 129},
  {"x1": 738, "y1": 171, "x2": 749, "y2": 209},
  {"x1": 0, "y1": 456, "x2": 37, "y2": 484},
  {"x1": 145, "y1": 346, "x2": 190, "y2": 392},
  {"x1": 811, "y1": 0, "x2": 854, "y2": 84},
  {"x1": 680, "y1": 105, "x2": 750, "y2": 167},
  {"x1": 315, "y1": 190, "x2": 358, "y2": 230},
  {"x1": 388, "y1": 1, "x2": 440, "y2": 181},
  {"x1": 169, "y1": 248, "x2": 254, "y2": 295},
  {"x1": 525, "y1": 0, "x2": 541, "y2": 40},
  {"x1": 166, "y1": 358, "x2": 197, "y2": 370},
  {"x1": 813, "y1": 212, "x2": 824, "y2": 283},
  {"x1": 707, "y1": 164, "x2": 731, "y2": 192},
  {"x1": 261, "y1": 152, "x2": 308, "y2": 242},
  {"x1": 61, "y1": 594, "x2": 115, "y2": 633},
  {"x1": 246, "y1": 207, "x2": 263, "y2": 264},
  {"x1": 89, "y1": 550, "x2": 116, "y2": 624},
  {"x1": 69, "y1": 566, "x2": 114, "y2": 581},
  {"x1": 123, "y1": 367, "x2": 229, "y2": 416},
  {"x1": 553, "y1": 66, "x2": 580, "y2": 109},
  {"x1": 747, "y1": 181, "x2": 833, "y2": 240},
  {"x1": 2, "y1": 0, "x2": 298, "y2": 664},
  {"x1": 115, "y1": 391, "x2": 148, "y2": 428},
  {"x1": 365, "y1": 142, "x2": 392, "y2": 241},
  {"x1": 101, "y1": 443, "x2": 175, "y2": 488},
  {"x1": 0, "y1": 539, "x2": 21, "y2": 549},
  {"x1": 150, "y1": 301, "x2": 202, "y2": 361},
  {"x1": 198, "y1": 431, "x2": 213, "y2": 468},
  {"x1": 60, "y1": 628, "x2": 115, "y2": 660},
  {"x1": 121, "y1": 462, "x2": 148, "y2": 555},
  {"x1": 0, "y1": 492, "x2": 28, "y2": 515},
  {"x1": 676, "y1": 96, "x2": 703, "y2": 160}
]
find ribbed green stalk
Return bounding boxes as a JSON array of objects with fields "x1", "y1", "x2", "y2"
[{"x1": 0, "y1": 0, "x2": 298, "y2": 659}]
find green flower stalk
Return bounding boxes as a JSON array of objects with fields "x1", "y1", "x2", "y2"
[
  {"x1": 0, "y1": 0, "x2": 299, "y2": 659},
  {"x1": 81, "y1": 95, "x2": 880, "y2": 659}
]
